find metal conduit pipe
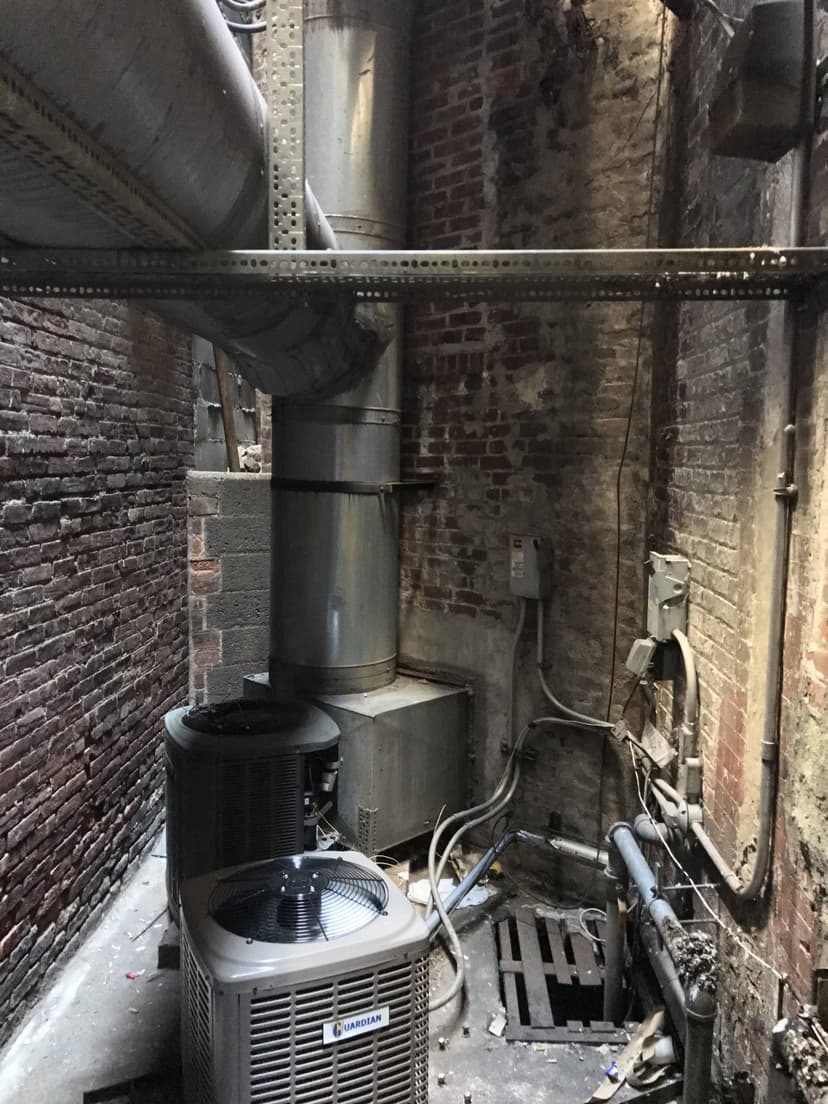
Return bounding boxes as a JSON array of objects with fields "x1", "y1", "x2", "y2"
[
  {"x1": 608, "y1": 823, "x2": 680, "y2": 939},
  {"x1": 638, "y1": 921, "x2": 687, "y2": 1046},
  {"x1": 425, "y1": 828, "x2": 609, "y2": 938},
  {"x1": 270, "y1": 0, "x2": 416, "y2": 694},
  {"x1": 671, "y1": 628, "x2": 699, "y2": 774},
  {"x1": 684, "y1": 985, "x2": 717, "y2": 1104},
  {"x1": 536, "y1": 600, "x2": 614, "y2": 728},
  {"x1": 514, "y1": 829, "x2": 609, "y2": 869},
  {"x1": 633, "y1": 812, "x2": 670, "y2": 845},
  {"x1": 426, "y1": 831, "x2": 517, "y2": 937},
  {"x1": 0, "y1": 0, "x2": 385, "y2": 398},
  {"x1": 610, "y1": 824, "x2": 717, "y2": 1102},
  {"x1": 683, "y1": 1, "x2": 814, "y2": 901}
]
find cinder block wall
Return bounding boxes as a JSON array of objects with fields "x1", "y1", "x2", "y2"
[
  {"x1": 187, "y1": 473, "x2": 270, "y2": 703},
  {"x1": 650, "y1": 7, "x2": 828, "y2": 1096},
  {"x1": 0, "y1": 298, "x2": 192, "y2": 1042},
  {"x1": 400, "y1": 0, "x2": 666, "y2": 892}
]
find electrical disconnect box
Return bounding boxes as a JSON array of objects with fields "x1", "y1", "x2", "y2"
[
  {"x1": 647, "y1": 553, "x2": 690, "y2": 642},
  {"x1": 509, "y1": 535, "x2": 552, "y2": 599}
]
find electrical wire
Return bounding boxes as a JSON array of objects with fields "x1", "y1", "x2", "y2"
[
  {"x1": 427, "y1": 734, "x2": 527, "y2": 1011},
  {"x1": 606, "y1": 7, "x2": 668, "y2": 722},
  {"x1": 221, "y1": 0, "x2": 264, "y2": 9},
  {"x1": 578, "y1": 906, "x2": 607, "y2": 945}
]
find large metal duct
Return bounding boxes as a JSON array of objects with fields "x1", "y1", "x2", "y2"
[
  {"x1": 269, "y1": 0, "x2": 415, "y2": 694},
  {"x1": 0, "y1": 0, "x2": 383, "y2": 396}
]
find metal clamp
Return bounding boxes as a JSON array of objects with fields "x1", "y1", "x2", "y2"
[{"x1": 270, "y1": 477, "x2": 437, "y2": 495}]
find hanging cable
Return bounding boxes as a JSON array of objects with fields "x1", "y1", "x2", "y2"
[
  {"x1": 606, "y1": 8, "x2": 668, "y2": 721},
  {"x1": 427, "y1": 726, "x2": 528, "y2": 1011}
]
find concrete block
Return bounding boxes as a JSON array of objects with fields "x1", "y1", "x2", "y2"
[
  {"x1": 221, "y1": 626, "x2": 270, "y2": 667},
  {"x1": 205, "y1": 662, "x2": 257, "y2": 704},
  {"x1": 221, "y1": 553, "x2": 270, "y2": 593},
  {"x1": 203, "y1": 515, "x2": 270, "y2": 555},
  {"x1": 215, "y1": 474, "x2": 270, "y2": 518},
  {"x1": 186, "y1": 473, "x2": 221, "y2": 499},
  {"x1": 204, "y1": 589, "x2": 269, "y2": 631}
]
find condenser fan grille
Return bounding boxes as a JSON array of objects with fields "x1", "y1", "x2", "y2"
[{"x1": 208, "y1": 855, "x2": 389, "y2": 944}]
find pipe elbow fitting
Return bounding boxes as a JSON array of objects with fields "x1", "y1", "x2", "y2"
[
  {"x1": 633, "y1": 813, "x2": 669, "y2": 843},
  {"x1": 686, "y1": 984, "x2": 717, "y2": 1023}
]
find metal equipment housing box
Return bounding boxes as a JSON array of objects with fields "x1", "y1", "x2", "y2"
[
  {"x1": 708, "y1": 0, "x2": 806, "y2": 162},
  {"x1": 509, "y1": 534, "x2": 553, "y2": 599},
  {"x1": 316, "y1": 676, "x2": 471, "y2": 855}
]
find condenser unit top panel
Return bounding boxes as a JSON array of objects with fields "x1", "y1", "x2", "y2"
[
  {"x1": 165, "y1": 699, "x2": 339, "y2": 757},
  {"x1": 181, "y1": 850, "x2": 429, "y2": 990}
]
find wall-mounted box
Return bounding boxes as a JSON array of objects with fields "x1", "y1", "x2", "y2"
[
  {"x1": 708, "y1": 0, "x2": 806, "y2": 163},
  {"x1": 509, "y1": 534, "x2": 552, "y2": 599},
  {"x1": 647, "y1": 553, "x2": 690, "y2": 643}
]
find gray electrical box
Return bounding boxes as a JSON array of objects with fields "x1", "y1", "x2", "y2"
[
  {"x1": 509, "y1": 534, "x2": 552, "y2": 599},
  {"x1": 647, "y1": 553, "x2": 690, "y2": 642}
]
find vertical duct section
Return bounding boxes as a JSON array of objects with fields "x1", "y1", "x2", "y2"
[{"x1": 269, "y1": 0, "x2": 415, "y2": 694}]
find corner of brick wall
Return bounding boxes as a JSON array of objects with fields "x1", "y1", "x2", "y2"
[
  {"x1": 0, "y1": 297, "x2": 192, "y2": 1045},
  {"x1": 650, "y1": 5, "x2": 828, "y2": 1095},
  {"x1": 187, "y1": 472, "x2": 271, "y2": 703},
  {"x1": 401, "y1": 0, "x2": 665, "y2": 897}
]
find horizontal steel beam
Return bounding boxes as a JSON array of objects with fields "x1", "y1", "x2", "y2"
[{"x1": 0, "y1": 246, "x2": 825, "y2": 302}]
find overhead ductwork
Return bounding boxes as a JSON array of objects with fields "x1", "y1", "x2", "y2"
[
  {"x1": 0, "y1": 0, "x2": 385, "y2": 396},
  {"x1": 269, "y1": 0, "x2": 415, "y2": 694},
  {"x1": 0, "y1": 0, "x2": 420, "y2": 700}
]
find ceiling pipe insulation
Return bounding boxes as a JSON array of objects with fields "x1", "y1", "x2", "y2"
[{"x1": 0, "y1": 0, "x2": 386, "y2": 396}]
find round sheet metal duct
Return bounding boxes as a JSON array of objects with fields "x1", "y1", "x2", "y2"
[
  {"x1": 0, "y1": 0, "x2": 384, "y2": 397},
  {"x1": 269, "y1": 0, "x2": 415, "y2": 694},
  {"x1": 0, "y1": 0, "x2": 267, "y2": 248}
]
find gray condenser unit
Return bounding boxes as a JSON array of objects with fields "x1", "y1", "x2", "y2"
[
  {"x1": 164, "y1": 700, "x2": 339, "y2": 921},
  {"x1": 181, "y1": 851, "x2": 429, "y2": 1104}
]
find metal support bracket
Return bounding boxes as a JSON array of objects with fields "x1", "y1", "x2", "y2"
[
  {"x1": 266, "y1": 0, "x2": 305, "y2": 249},
  {"x1": 270, "y1": 477, "x2": 437, "y2": 495}
]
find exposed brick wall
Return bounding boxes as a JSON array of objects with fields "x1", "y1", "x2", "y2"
[
  {"x1": 0, "y1": 298, "x2": 192, "y2": 1041},
  {"x1": 187, "y1": 473, "x2": 270, "y2": 704},
  {"x1": 651, "y1": 4, "x2": 828, "y2": 1096},
  {"x1": 400, "y1": 0, "x2": 667, "y2": 889}
]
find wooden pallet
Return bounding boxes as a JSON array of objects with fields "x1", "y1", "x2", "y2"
[{"x1": 495, "y1": 912, "x2": 633, "y2": 1044}]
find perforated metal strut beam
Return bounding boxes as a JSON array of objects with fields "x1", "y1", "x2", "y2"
[{"x1": 0, "y1": 247, "x2": 826, "y2": 302}]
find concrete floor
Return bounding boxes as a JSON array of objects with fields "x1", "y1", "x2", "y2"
[
  {"x1": 0, "y1": 839, "x2": 179, "y2": 1104},
  {"x1": 0, "y1": 845, "x2": 661, "y2": 1104}
]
